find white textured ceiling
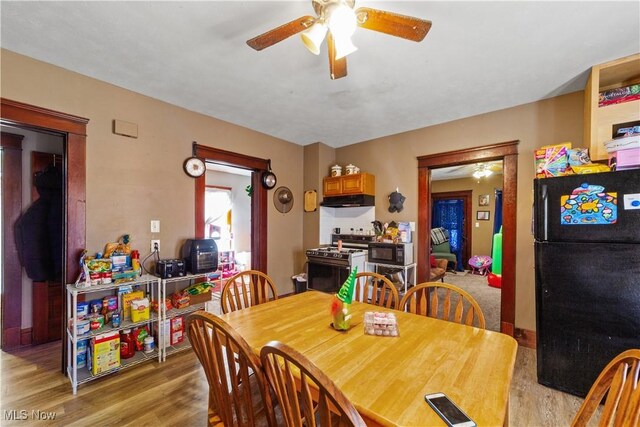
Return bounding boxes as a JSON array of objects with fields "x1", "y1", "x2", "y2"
[{"x1": 1, "y1": 1, "x2": 639, "y2": 148}]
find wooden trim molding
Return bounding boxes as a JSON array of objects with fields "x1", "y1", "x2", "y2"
[
  {"x1": 1, "y1": 98, "x2": 87, "y2": 365},
  {"x1": 514, "y1": 327, "x2": 537, "y2": 349},
  {"x1": 1, "y1": 132, "x2": 24, "y2": 349},
  {"x1": 194, "y1": 144, "x2": 269, "y2": 273},
  {"x1": 20, "y1": 328, "x2": 33, "y2": 346},
  {"x1": 1, "y1": 98, "x2": 88, "y2": 135},
  {"x1": 417, "y1": 140, "x2": 519, "y2": 336}
]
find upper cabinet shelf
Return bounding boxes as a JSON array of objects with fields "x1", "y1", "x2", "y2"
[
  {"x1": 323, "y1": 173, "x2": 375, "y2": 196},
  {"x1": 584, "y1": 53, "x2": 640, "y2": 161}
]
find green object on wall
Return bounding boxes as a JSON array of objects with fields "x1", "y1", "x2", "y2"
[{"x1": 492, "y1": 227, "x2": 503, "y2": 275}]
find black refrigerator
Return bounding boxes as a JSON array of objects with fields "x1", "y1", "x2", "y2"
[{"x1": 533, "y1": 169, "x2": 640, "y2": 397}]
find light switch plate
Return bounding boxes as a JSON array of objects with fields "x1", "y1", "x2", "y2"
[{"x1": 151, "y1": 220, "x2": 160, "y2": 233}]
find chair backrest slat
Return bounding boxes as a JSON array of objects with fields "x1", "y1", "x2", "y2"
[
  {"x1": 354, "y1": 272, "x2": 399, "y2": 309},
  {"x1": 261, "y1": 341, "x2": 367, "y2": 427},
  {"x1": 571, "y1": 349, "x2": 640, "y2": 427},
  {"x1": 399, "y1": 282, "x2": 486, "y2": 329},
  {"x1": 222, "y1": 270, "x2": 278, "y2": 314}
]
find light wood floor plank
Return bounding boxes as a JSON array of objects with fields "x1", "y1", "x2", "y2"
[{"x1": 1, "y1": 341, "x2": 588, "y2": 426}]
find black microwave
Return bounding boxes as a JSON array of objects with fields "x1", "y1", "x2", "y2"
[
  {"x1": 181, "y1": 239, "x2": 218, "y2": 274},
  {"x1": 367, "y1": 242, "x2": 414, "y2": 266}
]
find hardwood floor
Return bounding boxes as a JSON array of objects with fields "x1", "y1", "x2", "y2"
[{"x1": 0, "y1": 342, "x2": 586, "y2": 426}]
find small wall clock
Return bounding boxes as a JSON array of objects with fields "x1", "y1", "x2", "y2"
[
  {"x1": 261, "y1": 171, "x2": 277, "y2": 189},
  {"x1": 183, "y1": 156, "x2": 206, "y2": 178}
]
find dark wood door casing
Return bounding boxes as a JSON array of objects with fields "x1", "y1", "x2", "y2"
[
  {"x1": 431, "y1": 190, "x2": 473, "y2": 269},
  {"x1": 193, "y1": 144, "x2": 269, "y2": 273},
  {"x1": 1, "y1": 132, "x2": 24, "y2": 349},
  {"x1": 417, "y1": 140, "x2": 519, "y2": 336},
  {"x1": 1, "y1": 98, "x2": 87, "y2": 363}
]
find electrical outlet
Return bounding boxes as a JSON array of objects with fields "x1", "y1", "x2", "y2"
[{"x1": 151, "y1": 239, "x2": 160, "y2": 252}]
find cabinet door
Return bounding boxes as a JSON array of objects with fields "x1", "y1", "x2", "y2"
[
  {"x1": 323, "y1": 177, "x2": 342, "y2": 196},
  {"x1": 341, "y1": 174, "x2": 364, "y2": 194}
]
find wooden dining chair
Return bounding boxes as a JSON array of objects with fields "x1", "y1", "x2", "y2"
[
  {"x1": 571, "y1": 348, "x2": 640, "y2": 427},
  {"x1": 187, "y1": 310, "x2": 276, "y2": 427},
  {"x1": 260, "y1": 341, "x2": 367, "y2": 427},
  {"x1": 221, "y1": 270, "x2": 278, "y2": 314},
  {"x1": 354, "y1": 272, "x2": 399, "y2": 309},
  {"x1": 399, "y1": 282, "x2": 486, "y2": 329}
]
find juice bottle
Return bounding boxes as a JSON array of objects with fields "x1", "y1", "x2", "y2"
[{"x1": 120, "y1": 329, "x2": 135, "y2": 359}]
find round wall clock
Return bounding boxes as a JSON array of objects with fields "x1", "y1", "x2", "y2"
[
  {"x1": 261, "y1": 171, "x2": 277, "y2": 189},
  {"x1": 183, "y1": 156, "x2": 206, "y2": 178}
]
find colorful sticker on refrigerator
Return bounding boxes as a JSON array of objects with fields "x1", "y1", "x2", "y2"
[{"x1": 560, "y1": 183, "x2": 617, "y2": 225}]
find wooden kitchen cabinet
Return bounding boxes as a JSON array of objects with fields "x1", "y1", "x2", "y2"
[
  {"x1": 584, "y1": 53, "x2": 640, "y2": 161},
  {"x1": 323, "y1": 173, "x2": 375, "y2": 196},
  {"x1": 323, "y1": 176, "x2": 342, "y2": 196}
]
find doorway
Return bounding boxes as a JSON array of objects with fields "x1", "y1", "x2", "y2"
[
  {"x1": 205, "y1": 164, "x2": 253, "y2": 281},
  {"x1": 1, "y1": 98, "x2": 87, "y2": 373},
  {"x1": 431, "y1": 191, "x2": 473, "y2": 271},
  {"x1": 193, "y1": 144, "x2": 270, "y2": 273},
  {"x1": 417, "y1": 140, "x2": 518, "y2": 335}
]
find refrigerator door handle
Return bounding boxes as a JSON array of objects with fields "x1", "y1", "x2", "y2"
[{"x1": 542, "y1": 184, "x2": 548, "y2": 241}]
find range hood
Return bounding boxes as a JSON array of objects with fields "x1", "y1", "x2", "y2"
[{"x1": 320, "y1": 194, "x2": 375, "y2": 208}]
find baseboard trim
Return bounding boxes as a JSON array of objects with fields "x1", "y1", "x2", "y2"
[
  {"x1": 501, "y1": 321, "x2": 514, "y2": 337},
  {"x1": 514, "y1": 327, "x2": 537, "y2": 349},
  {"x1": 20, "y1": 328, "x2": 32, "y2": 346}
]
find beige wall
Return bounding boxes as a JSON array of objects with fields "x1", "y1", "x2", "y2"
[
  {"x1": 1, "y1": 49, "x2": 305, "y2": 298},
  {"x1": 302, "y1": 142, "x2": 336, "y2": 250},
  {"x1": 432, "y1": 174, "x2": 503, "y2": 259},
  {"x1": 2, "y1": 47, "x2": 587, "y2": 331},
  {"x1": 335, "y1": 92, "x2": 584, "y2": 331}
]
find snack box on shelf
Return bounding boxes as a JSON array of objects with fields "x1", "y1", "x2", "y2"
[
  {"x1": 91, "y1": 331, "x2": 120, "y2": 375},
  {"x1": 131, "y1": 298, "x2": 150, "y2": 322}
]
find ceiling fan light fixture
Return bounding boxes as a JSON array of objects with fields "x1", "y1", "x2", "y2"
[
  {"x1": 472, "y1": 164, "x2": 493, "y2": 179},
  {"x1": 334, "y1": 37, "x2": 358, "y2": 59},
  {"x1": 301, "y1": 22, "x2": 327, "y2": 55},
  {"x1": 327, "y1": 2, "x2": 358, "y2": 59},
  {"x1": 327, "y1": 2, "x2": 357, "y2": 36}
]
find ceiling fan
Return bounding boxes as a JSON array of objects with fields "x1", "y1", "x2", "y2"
[{"x1": 246, "y1": 0, "x2": 432, "y2": 80}]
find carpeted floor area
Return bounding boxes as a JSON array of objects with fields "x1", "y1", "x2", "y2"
[{"x1": 441, "y1": 271, "x2": 501, "y2": 332}]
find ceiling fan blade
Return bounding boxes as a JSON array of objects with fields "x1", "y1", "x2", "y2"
[
  {"x1": 355, "y1": 7, "x2": 432, "y2": 42},
  {"x1": 327, "y1": 33, "x2": 347, "y2": 80},
  {"x1": 246, "y1": 15, "x2": 315, "y2": 51}
]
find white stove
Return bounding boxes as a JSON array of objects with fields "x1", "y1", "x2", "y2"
[{"x1": 305, "y1": 234, "x2": 373, "y2": 293}]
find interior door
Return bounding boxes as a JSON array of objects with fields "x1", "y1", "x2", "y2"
[
  {"x1": 432, "y1": 191, "x2": 472, "y2": 271},
  {"x1": 31, "y1": 151, "x2": 63, "y2": 345}
]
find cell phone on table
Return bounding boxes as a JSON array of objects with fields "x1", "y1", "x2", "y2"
[{"x1": 425, "y1": 393, "x2": 476, "y2": 427}]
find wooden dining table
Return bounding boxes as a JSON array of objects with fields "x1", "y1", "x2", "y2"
[{"x1": 218, "y1": 290, "x2": 518, "y2": 426}]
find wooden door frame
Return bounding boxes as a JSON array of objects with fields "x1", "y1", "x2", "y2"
[
  {"x1": 1, "y1": 132, "x2": 24, "y2": 349},
  {"x1": 193, "y1": 144, "x2": 269, "y2": 273},
  {"x1": 1, "y1": 98, "x2": 88, "y2": 356},
  {"x1": 418, "y1": 140, "x2": 518, "y2": 336},
  {"x1": 431, "y1": 190, "x2": 473, "y2": 270}
]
